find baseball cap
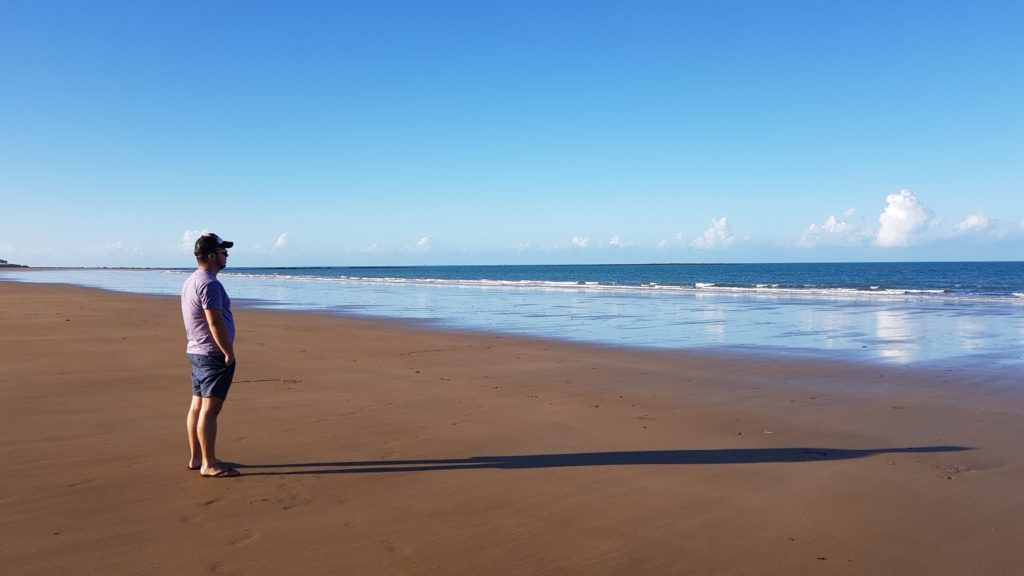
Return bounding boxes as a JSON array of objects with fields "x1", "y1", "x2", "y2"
[{"x1": 194, "y1": 233, "x2": 234, "y2": 256}]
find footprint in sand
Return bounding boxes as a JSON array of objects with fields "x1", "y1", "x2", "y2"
[
  {"x1": 229, "y1": 529, "x2": 258, "y2": 546},
  {"x1": 275, "y1": 483, "x2": 311, "y2": 511},
  {"x1": 208, "y1": 560, "x2": 246, "y2": 575}
]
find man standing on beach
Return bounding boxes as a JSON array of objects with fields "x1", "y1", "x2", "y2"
[{"x1": 181, "y1": 233, "x2": 240, "y2": 478}]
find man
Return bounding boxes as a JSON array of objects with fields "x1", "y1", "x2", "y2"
[{"x1": 181, "y1": 232, "x2": 239, "y2": 478}]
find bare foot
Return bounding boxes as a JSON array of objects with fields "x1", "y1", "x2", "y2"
[
  {"x1": 188, "y1": 458, "x2": 202, "y2": 471},
  {"x1": 201, "y1": 465, "x2": 240, "y2": 478}
]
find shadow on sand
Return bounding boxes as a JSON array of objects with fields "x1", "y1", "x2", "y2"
[{"x1": 231, "y1": 446, "x2": 970, "y2": 476}]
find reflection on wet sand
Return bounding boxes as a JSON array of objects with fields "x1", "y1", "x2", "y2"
[
  {"x1": 698, "y1": 307, "x2": 726, "y2": 342},
  {"x1": 955, "y1": 316, "x2": 986, "y2": 350},
  {"x1": 874, "y1": 309, "x2": 917, "y2": 361}
]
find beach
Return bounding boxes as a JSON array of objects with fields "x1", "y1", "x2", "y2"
[{"x1": 3, "y1": 281, "x2": 1023, "y2": 575}]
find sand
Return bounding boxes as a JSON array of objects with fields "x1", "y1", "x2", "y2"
[{"x1": 2, "y1": 280, "x2": 1022, "y2": 575}]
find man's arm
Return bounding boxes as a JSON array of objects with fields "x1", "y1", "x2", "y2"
[{"x1": 204, "y1": 308, "x2": 235, "y2": 365}]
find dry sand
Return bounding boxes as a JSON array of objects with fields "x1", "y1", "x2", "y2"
[{"x1": 2, "y1": 281, "x2": 1022, "y2": 575}]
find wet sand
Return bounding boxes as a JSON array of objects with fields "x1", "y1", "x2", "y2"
[{"x1": 2, "y1": 281, "x2": 1022, "y2": 575}]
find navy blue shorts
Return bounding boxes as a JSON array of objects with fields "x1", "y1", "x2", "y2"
[{"x1": 188, "y1": 353, "x2": 235, "y2": 400}]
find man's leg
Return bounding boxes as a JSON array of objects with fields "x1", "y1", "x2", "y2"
[
  {"x1": 186, "y1": 395, "x2": 203, "y2": 470},
  {"x1": 197, "y1": 396, "x2": 230, "y2": 475}
]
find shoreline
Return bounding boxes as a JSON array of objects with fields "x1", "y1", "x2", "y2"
[
  {"x1": 3, "y1": 281, "x2": 1024, "y2": 575},
  {"x1": 4, "y1": 270, "x2": 1024, "y2": 376}
]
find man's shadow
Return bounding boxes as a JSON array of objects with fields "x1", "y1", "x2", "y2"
[{"x1": 232, "y1": 446, "x2": 969, "y2": 476}]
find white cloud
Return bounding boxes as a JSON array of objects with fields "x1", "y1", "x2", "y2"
[
  {"x1": 950, "y1": 211, "x2": 1020, "y2": 241},
  {"x1": 81, "y1": 241, "x2": 141, "y2": 257},
  {"x1": 416, "y1": 236, "x2": 431, "y2": 250},
  {"x1": 0, "y1": 243, "x2": 15, "y2": 256},
  {"x1": 692, "y1": 217, "x2": 735, "y2": 249},
  {"x1": 249, "y1": 233, "x2": 290, "y2": 254},
  {"x1": 953, "y1": 212, "x2": 989, "y2": 234},
  {"x1": 801, "y1": 193, "x2": 1020, "y2": 250},
  {"x1": 657, "y1": 232, "x2": 686, "y2": 249},
  {"x1": 181, "y1": 229, "x2": 205, "y2": 252},
  {"x1": 874, "y1": 189, "x2": 937, "y2": 247},
  {"x1": 609, "y1": 235, "x2": 632, "y2": 248},
  {"x1": 800, "y1": 212, "x2": 872, "y2": 247},
  {"x1": 274, "y1": 232, "x2": 290, "y2": 249},
  {"x1": 571, "y1": 235, "x2": 590, "y2": 248}
]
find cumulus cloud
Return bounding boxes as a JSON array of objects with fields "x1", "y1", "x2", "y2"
[
  {"x1": 81, "y1": 241, "x2": 141, "y2": 257},
  {"x1": 609, "y1": 235, "x2": 632, "y2": 248},
  {"x1": 953, "y1": 212, "x2": 989, "y2": 234},
  {"x1": 181, "y1": 229, "x2": 205, "y2": 252},
  {"x1": 354, "y1": 240, "x2": 432, "y2": 254},
  {"x1": 799, "y1": 192, "x2": 1023, "y2": 249},
  {"x1": 692, "y1": 217, "x2": 735, "y2": 249},
  {"x1": 800, "y1": 211, "x2": 872, "y2": 247},
  {"x1": 874, "y1": 189, "x2": 937, "y2": 247},
  {"x1": 950, "y1": 211, "x2": 1020, "y2": 241},
  {"x1": 657, "y1": 232, "x2": 686, "y2": 249},
  {"x1": 0, "y1": 243, "x2": 15, "y2": 256},
  {"x1": 571, "y1": 235, "x2": 591, "y2": 248},
  {"x1": 249, "y1": 232, "x2": 290, "y2": 253}
]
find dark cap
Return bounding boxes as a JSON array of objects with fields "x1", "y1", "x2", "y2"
[{"x1": 194, "y1": 233, "x2": 234, "y2": 257}]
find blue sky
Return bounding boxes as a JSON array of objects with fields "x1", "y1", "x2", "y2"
[{"x1": 2, "y1": 0, "x2": 1022, "y2": 267}]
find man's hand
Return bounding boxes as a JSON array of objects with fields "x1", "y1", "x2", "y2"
[{"x1": 204, "y1": 308, "x2": 235, "y2": 363}]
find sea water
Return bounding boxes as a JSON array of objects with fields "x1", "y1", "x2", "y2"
[{"x1": 4, "y1": 262, "x2": 1023, "y2": 371}]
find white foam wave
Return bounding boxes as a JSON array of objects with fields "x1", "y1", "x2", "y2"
[{"x1": 219, "y1": 272, "x2": 1022, "y2": 304}]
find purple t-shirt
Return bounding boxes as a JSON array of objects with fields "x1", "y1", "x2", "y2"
[{"x1": 181, "y1": 268, "x2": 234, "y2": 355}]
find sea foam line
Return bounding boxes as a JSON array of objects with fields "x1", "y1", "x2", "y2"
[{"x1": 220, "y1": 272, "x2": 1022, "y2": 304}]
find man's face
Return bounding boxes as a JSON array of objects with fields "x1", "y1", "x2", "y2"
[{"x1": 207, "y1": 249, "x2": 228, "y2": 270}]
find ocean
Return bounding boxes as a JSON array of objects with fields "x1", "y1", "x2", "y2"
[{"x1": 4, "y1": 262, "x2": 1023, "y2": 372}]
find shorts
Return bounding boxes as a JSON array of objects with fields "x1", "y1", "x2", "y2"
[{"x1": 188, "y1": 353, "x2": 236, "y2": 400}]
